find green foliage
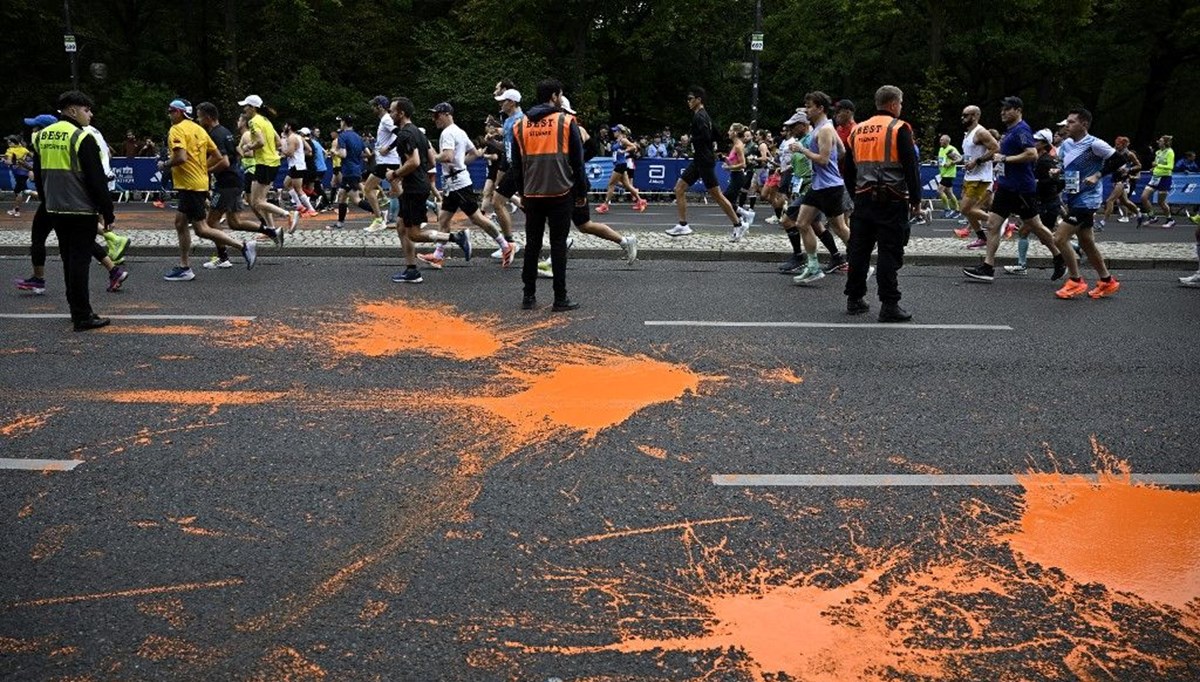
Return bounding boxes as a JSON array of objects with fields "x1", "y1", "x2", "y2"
[{"x1": 98, "y1": 79, "x2": 177, "y2": 139}]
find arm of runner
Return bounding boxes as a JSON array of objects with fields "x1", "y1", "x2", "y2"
[
  {"x1": 896, "y1": 124, "x2": 922, "y2": 209},
  {"x1": 208, "y1": 137, "x2": 229, "y2": 174},
  {"x1": 804, "y1": 126, "x2": 835, "y2": 166},
  {"x1": 965, "y1": 129, "x2": 999, "y2": 170},
  {"x1": 1001, "y1": 146, "x2": 1038, "y2": 165}
]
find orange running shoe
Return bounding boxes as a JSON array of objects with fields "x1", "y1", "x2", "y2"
[
  {"x1": 633, "y1": 198, "x2": 648, "y2": 212},
  {"x1": 1003, "y1": 222, "x2": 1017, "y2": 239},
  {"x1": 1055, "y1": 278, "x2": 1089, "y2": 299},
  {"x1": 1088, "y1": 278, "x2": 1120, "y2": 299},
  {"x1": 500, "y1": 242, "x2": 516, "y2": 268},
  {"x1": 595, "y1": 203, "x2": 610, "y2": 214},
  {"x1": 417, "y1": 253, "x2": 444, "y2": 269},
  {"x1": 953, "y1": 227, "x2": 970, "y2": 238}
]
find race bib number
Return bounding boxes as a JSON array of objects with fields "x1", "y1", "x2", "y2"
[
  {"x1": 1064, "y1": 171, "x2": 1080, "y2": 193},
  {"x1": 994, "y1": 160, "x2": 1005, "y2": 178}
]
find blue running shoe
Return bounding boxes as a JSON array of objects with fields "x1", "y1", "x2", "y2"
[{"x1": 391, "y1": 268, "x2": 423, "y2": 284}]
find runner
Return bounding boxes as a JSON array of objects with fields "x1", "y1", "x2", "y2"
[
  {"x1": 304, "y1": 127, "x2": 329, "y2": 211},
  {"x1": 479, "y1": 117, "x2": 504, "y2": 219},
  {"x1": 196, "y1": 101, "x2": 282, "y2": 270},
  {"x1": 160, "y1": 98, "x2": 256, "y2": 281},
  {"x1": 1050, "y1": 108, "x2": 1123, "y2": 299},
  {"x1": 280, "y1": 121, "x2": 316, "y2": 220},
  {"x1": 722, "y1": 123, "x2": 750, "y2": 241},
  {"x1": 429, "y1": 101, "x2": 516, "y2": 266},
  {"x1": 954, "y1": 105, "x2": 999, "y2": 245},
  {"x1": 936, "y1": 134, "x2": 962, "y2": 217},
  {"x1": 667, "y1": 86, "x2": 747, "y2": 237},
  {"x1": 596, "y1": 125, "x2": 648, "y2": 214},
  {"x1": 491, "y1": 86, "x2": 524, "y2": 259},
  {"x1": 962, "y1": 96, "x2": 1065, "y2": 283},
  {"x1": 1137, "y1": 135, "x2": 1175, "y2": 227},
  {"x1": 791, "y1": 91, "x2": 852, "y2": 285},
  {"x1": 326, "y1": 115, "x2": 368, "y2": 230},
  {"x1": 1098, "y1": 136, "x2": 1140, "y2": 229},
  {"x1": 238, "y1": 95, "x2": 297, "y2": 234},
  {"x1": 363, "y1": 96, "x2": 401, "y2": 232},
  {"x1": 1005, "y1": 129, "x2": 1062, "y2": 276},
  {"x1": 5, "y1": 135, "x2": 32, "y2": 217},
  {"x1": 385, "y1": 97, "x2": 471, "y2": 283}
]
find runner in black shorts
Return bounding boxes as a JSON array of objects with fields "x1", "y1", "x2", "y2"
[{"x1": 667, "y1": 86, "x2": 746, "y2": 236}]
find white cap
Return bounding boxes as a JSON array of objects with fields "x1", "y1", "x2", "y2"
[
  {"x1": 494, "y1": 89, "x2": 521, "y2": 103},
  {"x1": 238, "y1": 94, "x2": 264, "y2": 108},
  {"x1": 299, "y1": 127, "x2": 311, "y2": 135},
  {"x1": 784, "y1": 110, "x2": 808, "y2": 126},
  {"x1": 1033, "y1": 128, "x2": 1053, "y2": 145},
  {"x1": 1056, "y1": 118, "x2": 1068, "y2": 127},
  {"x1": 560, "y1": 96, "x2": 575, "y2": 114}
]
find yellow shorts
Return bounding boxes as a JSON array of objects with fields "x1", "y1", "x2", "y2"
[{"x1": 962, "y1": 181, "x2": 991, "y2": 203}]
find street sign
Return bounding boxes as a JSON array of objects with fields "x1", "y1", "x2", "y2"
[
  {"x1": 750, "y1": 32, "x2": 763, "y2": 51},
  {"x1": 64, "y1": 34, "x2": 77, "y2": 53}
]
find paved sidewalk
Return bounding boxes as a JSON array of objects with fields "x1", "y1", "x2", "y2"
[{"x1": 2, "y1": 224, "x2": 1194, "y2": 270}]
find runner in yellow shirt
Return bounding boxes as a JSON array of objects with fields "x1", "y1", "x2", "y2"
[
  {"x1": 159, "y1": 99, "x2": 257, "y2": 280},
  {"x1": 238, "y1": 94, "x2": 296, "y2": 233}
]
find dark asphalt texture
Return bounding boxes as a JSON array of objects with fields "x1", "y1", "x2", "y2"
[{"x1": 2, "y1": 257, "x2": 1198, "y2": 680}]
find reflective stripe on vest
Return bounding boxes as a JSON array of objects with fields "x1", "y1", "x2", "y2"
[
  {"x1": 36, "y1": 121, "x2": 95, "y2": 215},
  {"x1": 515, "y1": 112, "x2": 575, "y2": 198},
  {"x1": 850, "y1": 114, "x2": 910, "y2": 199}
]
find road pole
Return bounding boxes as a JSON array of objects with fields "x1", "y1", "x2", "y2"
[
  {"x1": 64, "y1": 0, "x2": 79, "y2": 89},
  {"x1": 750, "y1": 0, "x2": 762, "y2": 126}
]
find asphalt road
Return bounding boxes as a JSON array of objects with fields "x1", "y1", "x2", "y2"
[{"x1": 2, "y1": 258, "x2": 1198, "y2": 681}]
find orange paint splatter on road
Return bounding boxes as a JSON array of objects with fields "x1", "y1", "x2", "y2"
[
  {"x1": 248, "y1": 646, "x2": 326, "y2": 681},
  {"x1": 568, "y1": 516, "x2": 752, "y2": 546},
  {"x1": 136, "y1": 598, "x2": 188, "y2": 629},
  {"x1": 99, "y1": 390, "x2": 285, "y2": 406},
  {"x1": 635, "y1": 444, "x2": 667, "y2": 459},
  {"x1": 759, "y1": 367, "x2": 804, "y2": 384},
  {"x1": 30, "y1": 524, "x2": 74, "y2": 562},
  {"x1": 1, "y1": 407, "x2": 64, "y2": 437},
  {"x1": 100, "y1": 324, "x2": 208, "y2": 335},
  {"x1": 5, "y1": 578, "x2": 244, "y2": 609},
  {"x1": 136, "y1": 634, "x2": 216, "y2": 665},
  {"x1": 1008, "y1": 468, "x2": 1200, "y2": 608}
]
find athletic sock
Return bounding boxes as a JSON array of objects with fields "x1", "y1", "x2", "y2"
[
  {"x1": 299, "y1": 192, "x2": 315, "y2": 213},
  {"x1": 493, "y1": 234, "x2": 509, "y2": 249},
  {"x1": 975, "y1": 229, "x2": 986, "y2": 240},
  {"x1": 774, "y1": 206, "x2": 783, "y2": 220},
  {"x1": 679, "y1": 221, "x2": 688, "y2": 227},
  {"x1": 288, "y1": 189, "x2": 301, "y2": 207},
  {"x1": 785, "y1": 228, "x2": 803, "y2": 253},
  {"x1": 1101, "y1": 276, "x2": 1112, "y2": 283},
  {"x1": 217, "y1": 245, "x2": 229, "y2": 261},
  {"x1": 1070, "y1": 277, "x2": 1083, "y2": 283},
  {"x1": 749, "y1": 197, "x2": 757, "y2": 209},
  {"x1": 357, "y1": 199, "x2": 373, "y2": 213},
  {"x1": 338, "y1": 203, "x2": 348, "y2": 223},
  {"x1": 1017, "y1": 236, "x2": 1029, "y2": 265},
  {"x1": 433, "y1": 243, "x2": 446, "y2": 259},
  {"x1": 817, "y1": 229, "x2": 839, "y2": 256},
  {"x1": 806, "y1": 252, "x2": 819, "y2": 268}
]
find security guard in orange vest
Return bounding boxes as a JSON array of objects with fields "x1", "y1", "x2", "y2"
[
  {"x1": 509, "y1": 78, "x2": 588, "y2": 312},
  {"x1": 842, "y1": 85, "x2": 922, "y2": 322},
  {"x1": 33, "y1": 91, "x2": 116, "y2": 331}
]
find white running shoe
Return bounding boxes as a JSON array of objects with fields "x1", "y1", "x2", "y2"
[
  {"x1": 665, "y1": 224, "x2": 693, "y2": 236},
  {"x1": 731, "y1": 218, "x2": 751, "y2": 242},
  {"x1": 738, "y1": 207, "x2": 756, "y2": 226},
  {"x1": 792, "y1": 264, "x2": 826, "y2": 285},
  {"x1": 1003, "y1": 264, "x2": 1028, "y2": 276},
  {"x1": 288, "y1": 210, "x2": 300, "y2": 233},
  {"x1": 202, "y1": 256, "x2": 234, "y2": 270},
  {"x1": 621, "y1": 234, "x2": 638, "y2": 263},
  {"x1": 1179, "y1": 271, "x2": 1200, "y2": 286},
  {"x1": 491, "y1": 242, "x2": 521, "y2": 260},
  {"x1": 765, "y1": 215, "x2": 780, "y2": 225},
  {"x1": 364, "y1": 217, "x2": 386, "y2": 233},
  {"x1": 537, "y1": 259, "x2": 553, "y2": 278}
]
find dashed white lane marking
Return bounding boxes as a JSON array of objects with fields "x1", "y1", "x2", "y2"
[{"x1": 0, "y1": 458, "x2": 83, "y2": 472}]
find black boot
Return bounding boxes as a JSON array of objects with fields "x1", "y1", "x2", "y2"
[
  {"x1": 878, "y1": 303, "x2": 912, "y2": 323},
  {"x1": 846, "y1": 298, "x2": 869, "y2": 315},
  {"x1": 521, "y1": 294, "x2": 537, "y2": 310},
  {"x1": 552, "y1": 298, "x2": 580, "y2": 312}
]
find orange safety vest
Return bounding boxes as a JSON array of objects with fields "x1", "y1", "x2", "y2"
[
  {"x1": 514, "y1": 112, "x2": 576, "y2": 198},
  {"x1": 849, "y1": 114, "x2": 911, "y2": 199}
]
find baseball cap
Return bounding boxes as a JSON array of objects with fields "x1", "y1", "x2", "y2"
[
  {"x1": 299, "y1": 127, "x2": 311, "y2": 136},
  {"x1": 238, "y1": 94, "x2": 263, "y2": 108},
  {"x1": 1033, "y1": 129, "x2": 1053, "y2": 145},
  {"x1": 168, "y1": 98, "x2": 193, "y2": 117},
  {"x1": 369, "y1": 95, "x2": 390, "y2": 109},
  {"x1": 784, "y1": 110, "x2": 809, "y2": 126},
  {"x1": 429, "y1": 102, "x2": 454, "y2": 114},
  {"x1": 834, "y1": 99, "x2": 855, "y2": 112},
  {"x1": 1000, "y1": 96, "x2": 1023, "y2": 109},
  {"x1": 560, "y1": 96, "x2": 575, "y2": 114},
  {"x1": 494, "y1": 88, "x2": 521, "y2": 103},
  {"x1": 24, "y1": 114, "x2": 58, "y2": 128},
  {"x1": 335, "y1": 114, "x2": 353, "y2": 125},
  {"x1": 1056, "y1": 118, "x2": 1069, "y2": 127}
]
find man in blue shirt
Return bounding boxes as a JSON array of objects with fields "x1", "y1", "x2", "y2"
[
  {"x1": 964, "y1": 96, "x2": 1065, "y2": 282},
  {"x1": 327, "y1": 115, "x2": 366, "y2": 229},
  {"x1": 1050, "y1": 108, "x2": 1125, "y2": 299}
]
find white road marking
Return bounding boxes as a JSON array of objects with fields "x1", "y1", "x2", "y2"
[
  {"x1": 646, "y1": 321, "x2": 1012, "y2": 331},
  {"x1": 0, "y1": 314, "x2": 255, "y2": 321},
  {"x1": 713, "y1": 473, "x2": 1200, "y2": 486},
  {"x1": 0, "y1": 458, "x2": 83, "y2": 472}
]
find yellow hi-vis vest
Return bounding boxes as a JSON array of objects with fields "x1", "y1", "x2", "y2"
[{"x1": 35, "y1": 120, "x2": 95, "y2": 215}]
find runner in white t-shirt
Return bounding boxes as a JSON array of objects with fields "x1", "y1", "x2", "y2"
[
  {"x1": 363, "y1": 95, "x2": 400, "y2": 232},
  {"x1": 428, "y1": 102, "x2": 515, "y2": 266}
]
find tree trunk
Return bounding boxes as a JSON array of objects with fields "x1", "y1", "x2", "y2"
[{"x1": 1133, "y1": 47, "x2": 1175, "y2": 149}]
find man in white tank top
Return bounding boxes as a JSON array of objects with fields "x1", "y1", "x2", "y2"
[
  {"x1": 956, "y1": 105, "x2": 999, "y2": 246},
  {"x1": 280, "y1": 122, "x2": 315, "y2": 219}
]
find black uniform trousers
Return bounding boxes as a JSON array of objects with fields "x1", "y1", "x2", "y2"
[
  {"x1": 844, "y1": 195, "x2": 909, "y2": 305},
  {"x1": 51, "y1": 213, "x2": 101, "y2": 323},
  {"x1": 32, "y1": 204, "x2": 106, "y2": 268},
  {"x1": 521, "y1": 194, "x2": 573, "y2": 301}
]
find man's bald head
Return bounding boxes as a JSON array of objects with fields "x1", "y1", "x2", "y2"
[{"x1": 962, "y1": 105, "x2": 981, "y2": 117}]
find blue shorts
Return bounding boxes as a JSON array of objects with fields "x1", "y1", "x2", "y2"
[{"x1": 1147, "y1": 175, "x2": 1173, "y2": 192}]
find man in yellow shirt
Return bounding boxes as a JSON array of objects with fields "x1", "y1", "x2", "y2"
[
  {"x1": 238, "y1": 94, "x2": 296, "y2": 234},
  {"x1": 5, "y1": 135, "x2": 33, "y2": 217},
  {"x1": 159, "y1": 98, "x2": 257, "y2": 280}
]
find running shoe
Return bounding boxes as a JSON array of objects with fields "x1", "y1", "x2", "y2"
[
  {"x1": 1055, "y1": 278, "x2": 1089, "y2": 299},
  {"x1": 107, "y1": 266, "x2": 128, "y2": 292},
  {"x1": 452, "y1": 230, "x2": 472, "y2": 261},
  {"x1": 665, "y1": 224, "x2": 693, "y2": 236},
  {"x1": 163, "y1": 266, "x2": 195, "y2": 281},
  {"x1": 738, "y1": 207, "x2": 756, "y2": 227},
  {"x1": 15, "y1": 276, "x2": 46, "y2": 294},
  {"x1": 105, "y1": 232, "x2": 130, "y2": 264},
  {"x1": 1003, "y1": 223, "x2": 1017, "y2": 239},
  {"x1": 1095, "y1": 219, "x2": 1106, "y2": 232},
  {"x1": 417, "y1": 253, "x2": 444, "y2": 269},
  {"x1": 823, "y1": 253, "x2": 847, "y2": 274},
  {"x1": 426, "y1": 199, "x2": 439, "y2": 214},
  {"x1": 267, "y1": 227, "x2": 284, "y2": 248},
  {"x1": 1003, "y1": 264, "x2": 1028, "y2": 276},
  {"x1": 500, "y1": 242, "x2": 516, "y2": 268},
  {"x1": 778, "y1": 254, "x2": 806, "y2": 274},
  {"x1": 731, "y1": 219, "x2": 750, "y2": 242},
  {"x1": 963, "y1": 263, "x2": 995, "y2": 282},
  {"x1": 1191, "y1": 213, "x2": 1200, "y2": 226},
  {"x1": 202, "y1": 256, "x2": 233, "y2": 270},
  {"x1": 6, "y1": 209, "x2": 19, "y2": 217},
  {"x1": 491, "y1": 242, "x2": 521, "y2": 260},
  {"x1": 288, "y1": 210, "x2": 301, "y2": 233},
  {"x1": 953, "y1": 227, "x2": 971, "y2": 239},
  {"x1": 325, "y1": 222, "x2": 344, "y2": 230},
  {"x1": 595, "y1": 202, "x2": 611, "y2": 214},
  {"x1": 941, "y1": 209, "x2": 954, "y2": 219},
  {"x1": 1148, "y1": 216, "x2": 1160, "y2": 225},
  {"x1": 1179, "y1": 272, "x2": 1200, "y2": 287},
  {"x1": 1162, "y1": 219, "x2": 1176, "y2": 228},
  {"x1": 765, "y1": 216, "x2": 780, "y2": 225},
  {"x1": 633, "y1": 198, "x2": 648, "y2": 212},
  {"x1": 537, "y1": 259, "x2": 553, "y2": 278},
  {"x1": 966, "y1": 237, "x2": 987, "y2": 249},
  {"x1": 1117, "y1": 215, "x2": 1130, "y2": 223},
  {"x1": 242, "y1": 240, "x2": 257, "y2": 270},
  {"x1": 152, "y1": 200, "x2": 166, "y2": 209},
  {"x1": 391, "y1": 269, "x2": 423, "y2": 284},
  {"x1": 1088, "y1": 278, "x2": 1120, "y2": 299},
  {"x1": 364, "y1": 216, "x2": 386, "y2": 233},
  {"x1": 621, "y1": 234, "x2": 638, "y2": 263},
  {"x1": 792, "y1": 264, "x2": 825, "y2": 285}
]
